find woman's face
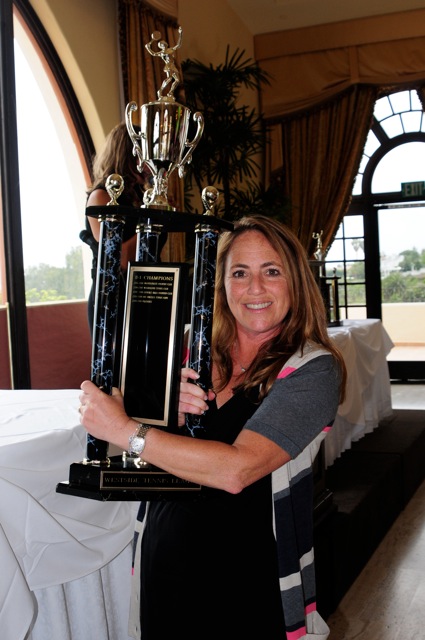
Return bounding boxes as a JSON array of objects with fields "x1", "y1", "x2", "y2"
[{"x1": 224, "y1": 230, "x2": 291, "y2": 341}]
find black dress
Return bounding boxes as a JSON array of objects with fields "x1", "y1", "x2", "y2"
[{"x1": 139, "y1": 389, "x2": 285, "y2": 640}]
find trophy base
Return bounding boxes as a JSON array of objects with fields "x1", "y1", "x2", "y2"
[{"x1": 56, "y1": 455, "x2": 201, "y2": 501}]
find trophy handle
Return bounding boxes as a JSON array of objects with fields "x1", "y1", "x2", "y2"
[
  {"x1": 125, "y1": 101, "x2": 145, "y2": 173},
  {"x1": 178, "y1": 112, "x2": 204, "y2": 178}
]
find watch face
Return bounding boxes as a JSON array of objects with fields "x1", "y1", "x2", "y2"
[
  {"x1": 129, "y1": 425, "x2": 150, "y2": 456},
  {"x1": 130, "y1": 437, "x2": 145, "y2": 455}
]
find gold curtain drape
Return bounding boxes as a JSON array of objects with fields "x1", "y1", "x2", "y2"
[
  {"x1": 118, "y1": 0, "x2": 185, "y2": 262},
  {"x1": 258, "y1": 24, "x2": 425, "y2": 120},
  {"x1": 279, "y1": 85, "x2": 377, "y2": 255},
  {"x1": 257, "y1": 19, "x2": 425, "y2": 252}
]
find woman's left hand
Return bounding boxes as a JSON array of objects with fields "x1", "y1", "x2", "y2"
[{"x1": 178, "y1": 368, "x2": 214, "y2": 426}]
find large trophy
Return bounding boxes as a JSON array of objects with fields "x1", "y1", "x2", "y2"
[{"x1": 57, "y1": 27, "x2": 232, "y2": 501}]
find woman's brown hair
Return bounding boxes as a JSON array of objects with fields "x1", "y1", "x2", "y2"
[{"x1": 87, "y1": 122, "x2": 149, "y2": 206}]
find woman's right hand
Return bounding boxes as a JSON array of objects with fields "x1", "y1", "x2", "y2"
[{"x1": 79, "y1": 380, "x2": 135, "y2": 450}]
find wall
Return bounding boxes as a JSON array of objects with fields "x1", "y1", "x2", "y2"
[
  {"x1": 383, "y1": 303, "x2": 425, "y2": 346},
  {"x1": 30, "y1": 0, "x2": 123, "y2": 149},
  {"x1": 26, "y1": 301, "x2": 92, "y2": 389},
  {"x1": 179, "y1": 0, "x2": 255, "y2": 109},
  {"x1": 1, "y1": 302, "x2": 92, "y2": 390}
]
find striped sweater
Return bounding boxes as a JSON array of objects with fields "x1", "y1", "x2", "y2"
[{"x1": 245, "y1": 343, "x2": 340, "y2": 639}]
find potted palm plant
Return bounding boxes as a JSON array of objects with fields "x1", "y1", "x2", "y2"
[{"x1": 181, "y1": 47, "x2": 290, "y2": 224}]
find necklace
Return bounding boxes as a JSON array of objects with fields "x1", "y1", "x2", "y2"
[{"x1": 234, "y1": 342, "x2": 249, "y2": 373}]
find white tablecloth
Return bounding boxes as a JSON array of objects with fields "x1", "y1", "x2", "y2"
[
  {"x1": 326, "y1": 319, "x2": 394, "y2": 467},
  {"x1": 0, "y1": 389, "x2": 137, "y2": 640}
]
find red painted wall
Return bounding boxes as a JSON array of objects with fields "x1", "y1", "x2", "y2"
[{"x1": 0, "y1": 301, "x2": 92, "y2": 390}]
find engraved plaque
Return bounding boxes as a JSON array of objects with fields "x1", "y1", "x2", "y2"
[{"x1": 120, "y1": 263, "x2": 189, "y2": 430}]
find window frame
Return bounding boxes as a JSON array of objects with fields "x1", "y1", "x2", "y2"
[
  {"x1": 14, "y1": 0, "x2": 94, "y2": 170},
  {"x1": 333, "y1": 89, "x2": 425, "y2": 321},
  {"x1": 1, "y1": 0, "x2": 94, "y2": 387}
]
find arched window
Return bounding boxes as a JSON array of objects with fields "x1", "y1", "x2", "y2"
[
  {"x1": 12, "y1": 3, "x2": 94, "y2": 301},
  {"x1": 0, "y1": 0, "x2": 94, "y2": 387},
  {"x1": 326, "y1": 89, "x2": 425, "y2": 381},
  {"x1": 13, "y1": 23, "x2": 88, "y2": 298}
]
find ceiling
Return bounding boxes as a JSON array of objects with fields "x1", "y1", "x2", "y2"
[{"x1": 227, "y1": 0, "x2": 425, "y2": 35}]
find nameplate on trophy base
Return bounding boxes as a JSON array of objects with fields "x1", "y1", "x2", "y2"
[{"x1": 56, "y1": 455, "x2": 201, "y2": 501}]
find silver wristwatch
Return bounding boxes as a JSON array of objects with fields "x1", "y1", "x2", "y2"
[{"x1": 128, "y1": 423, "x2": 150, "y2": 457}]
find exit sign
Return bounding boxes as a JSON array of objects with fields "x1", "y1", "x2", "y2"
[{"x1": 401, "y1": 181, "x2": 425, "y2": 197}]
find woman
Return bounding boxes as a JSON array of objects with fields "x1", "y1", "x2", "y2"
[{"x1": 79, "y1": 214, "x2": 346, "y2": 640}]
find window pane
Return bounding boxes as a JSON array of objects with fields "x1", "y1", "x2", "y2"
[
  {"x1": 380, "y1": 115, "x2": 403, "y2": 138},
  {"x1": 326, "y1": 238, "x2": 344, "y2": 261},
  {"x1": 352, "y1": 173, "x2": 362, "y2": 196},
  {"x1": 378, "y1": 206, "x2": 425, "y2": 263},
  {"x1": 374, "y1": 96, "x2": 392, "y2": 121},
  {"x1": 343, "y1": 215, "x2": 364, "y2": 237},
  {"x1": 346, "y1": 260, "x2": 365, "y2": 282},
  {"x1": 358, "y1": 155, "x2": 369, "y2": 173},
  {"x1": 363, "y1": 131, "x2": 380, "y2": 156},
  {"x1": 325, "y1": 263, "x2": 343, "y2": 277},
  {"x1": 346, "y1": 283, "x2": 366, "y2": 305},
  {"x1": 411, "y1": 91, "x2": 423, "y2": 110},
  {"x1": 389, "y1": 90, "x2": 410, "y2": 114},
  {"x1": 15, "y1": 41, "x2": 86, "y2": 269},
  {"x1": 343, "y1": 241, "x2": 364, "y2": 261},
  {"x1": 334, "y1": 223, "x2": 343, "y2": 239},
  {"x1": 401, "y1": 111, "x2": 422, "y2": 133},
  {"x1": 13, "y1": 21, "x2": 87, "y2": 302},
  {"x1": 338, "y1": 285, "x2": 346, "y2": 307},
  {"x1": 372, "y1": 142, "x2": 425, "y2": 193}
]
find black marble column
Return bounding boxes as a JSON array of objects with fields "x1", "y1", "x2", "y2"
[
  {"x1": 136, "y1": 218, "x2": 163, "y2": 263},
  {"x1": 185, "y1": 223, "x2": 219, "y2": 437},
  {"x1": 87, "y1": 215, "x2": 125, "y2": 461}
]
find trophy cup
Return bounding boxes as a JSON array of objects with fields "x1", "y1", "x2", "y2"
[
  {"x1": 126, "y1": 26, "x2": 204, "y2": 210},
  {"x1": 57, "y1": 27, "x2": 232, "y2": 501}
]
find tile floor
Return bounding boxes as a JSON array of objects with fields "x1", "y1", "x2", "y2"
[
  {"x1": 390, "y1": 383, "x2": 425, "y2": 410},
  {"x1": 326, "y1": 382, "x2": 425, "y2": 638}
]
